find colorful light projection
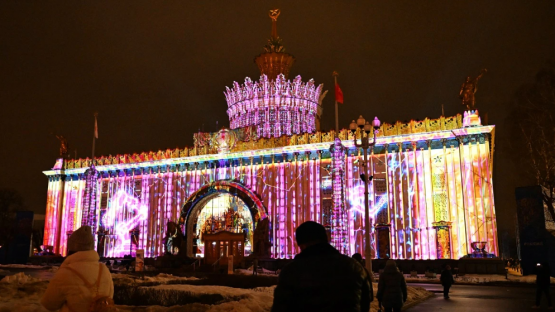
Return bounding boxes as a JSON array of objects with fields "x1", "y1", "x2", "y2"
[
  {"x1": 330, "y1": 138, "x2": 348, "y2": 254},
  {"x1": 44, "y1": 175, "x2": 64, "y2": 253},
  {"x1": 81, "y1": 165, "x2": 99, "y2": 231},
  {"x1": 192, "y1": 193, "x2": 253, "y2": 258},
  {"x1": 225, "y1": 74, "x2": 323, "y2": 139},
  {"x1": 44, "y1": 125, "x2": 497, "y2": 260},
  {"x1": 100, "y1": 189, "x2": 148, "y2": 257}
]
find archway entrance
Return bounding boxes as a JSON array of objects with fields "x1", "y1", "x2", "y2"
[{"x1": 180, "y1": 180, "x2": 268, "y2": 258}]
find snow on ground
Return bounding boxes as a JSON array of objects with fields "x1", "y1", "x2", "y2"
[
  {"x1": 0, "y1": 264, "x2": 49, "y2": 269},
  {"x1": 0, "y1": 272, "x2": 432, "y2": 312},
  {"x1": 404, "y1": 271, "x2": 555, "y2": 284},
  {"x1": 116, "y1": 283, "x2": 432, "y2": 312},
  {"x1": 112, "y1": 273, "x2": 200, "y2": 285},
  {"x1": 234, "y1": 267, "x2": 278, "y2": 276},
  {"x1": 0, "y1": 272, "x2": 43, "y2": 284},
  {"x1": 0, "y1": 273, "x2": 48, "y2": 312},
  {"x1": 117, "y1": 284, "x2": 276, "y2": 312}
]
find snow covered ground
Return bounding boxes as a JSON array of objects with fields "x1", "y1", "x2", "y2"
[
  {"x1": 112, "y1": 272, "x2": 200, "y2": 285},
  {"x1": 404, "y1": 270, "x2": 555, "y2": 284},
  {"x1": 0, "y1": 272, "x2": 50, "y2": 312},
  {"x1": 0, "y1": 272, "x2": 433, "y2": 312},
  {"x1": 0, "y1": 264, "x2": 49, "y2": 270},
  {"x1": 234, "y1": 267, "x2": 278, "y2": 276}
]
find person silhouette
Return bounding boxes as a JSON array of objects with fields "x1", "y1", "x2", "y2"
[{"x1": 272, "y1": 221, "x2": 372, "y2": 312}]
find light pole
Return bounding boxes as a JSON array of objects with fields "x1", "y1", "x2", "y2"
[{"x1": 350, "y1": 115, "x2": 380, "y2": 280}]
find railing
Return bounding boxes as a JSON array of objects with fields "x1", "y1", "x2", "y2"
[
  {"x1": 212, "y1": 256, "x2": 224, "y2": 272},
  {"x1": 190, "y1": 258, "x2": 202, "y2": 272}
]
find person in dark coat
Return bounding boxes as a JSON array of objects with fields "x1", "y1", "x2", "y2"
[
  {"x1": 533, "y1": 262, "x2": 552, "y2": 309},
  {"x1": 440, "y1": 264, "x2": 455, "y2": 299},
  {"x1": 377, "y1": 260, "x2": 407, "y2": 312},
  {"x1": 352, "y1": 253, "x2": 364, "y2": 266},
  {"x1": 353, "y1": 253, "x2": 376, "y2": 309},
  {"x1": 272, "y1": 221, "x2": 373, "y2": 312}
]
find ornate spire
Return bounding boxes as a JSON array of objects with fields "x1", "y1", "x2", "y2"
[
  {"x1": 270, "y1": 9, "x2": 280, "y2": 40},
  {"x1": 254, "y1": 9, "x2": 295, "y2": 80}
]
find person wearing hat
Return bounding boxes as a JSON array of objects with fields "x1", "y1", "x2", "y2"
[
  {"x1": 272, "y1": 221, "x2": 372, "y2": 312},
  {"x1": 377, "y1": 260, "x2": 407, "y2": 312},
  {"x1": 41, "y1": 226, "x2": 114, "y2": 312}
]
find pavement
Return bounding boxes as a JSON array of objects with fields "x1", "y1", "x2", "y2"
[{"x1": 407, "y1": 283, "x2": 554, "y2": 311}]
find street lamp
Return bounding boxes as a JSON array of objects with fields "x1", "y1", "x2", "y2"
[{"x1": 350, "y1": 115, "x2": 380, "y2": 280}]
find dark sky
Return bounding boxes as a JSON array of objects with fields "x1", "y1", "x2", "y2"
[{"x1": 1, "y1": 1, "x2": 555, "y2": 242}]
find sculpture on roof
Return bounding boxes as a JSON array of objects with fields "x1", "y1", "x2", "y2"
[
  {"x1": 264, "y1": 9, "x2": 284, "y2": 53},
  {"x1": 460, "y1": 69, "x2": 487, "y2": 110},
  {"x1": 255, "y1": 9, "x2": 294, "y2": 80},
  {"x1": 55, "y1": 135, "x2": 68, "y2": 158}
]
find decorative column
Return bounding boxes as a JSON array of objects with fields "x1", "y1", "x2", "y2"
[
  {"x1": 430, "y1": 140, "x2": 452, "y2": 259},
  {"x1": 432, "y1": 221, "x2": 452, "y2": 259},
  {"x1": 81, "y1": 164, "x2": 100, "y2": 239},
  {"x1": 329, "y1": 138, "x2": 348, "y2": 254}
]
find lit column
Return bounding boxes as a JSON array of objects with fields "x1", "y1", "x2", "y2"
[
  {"x1": 376, "y1": 143, "x2": 392, "y2": 259},
  {"x1": 81, "y1": 165, "x2": 99, "y2": 241},
  {"x1": 329, "y1": 138, "x2": 348, "y2": 254},
  {"x1": 432, "y1": 221, "x2": 452, "y2": 259}
]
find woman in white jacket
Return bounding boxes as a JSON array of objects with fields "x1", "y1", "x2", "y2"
[{"x1": 41, "y1": 226, "x2": 114, "y2": 312}]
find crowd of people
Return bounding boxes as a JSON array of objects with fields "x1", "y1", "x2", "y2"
[
  {"x1": 507, "y1": 257, "x2": 522, "y2": 274},
  {"x1": 40, "y1": 222, "x2": 554, "y2": 312},
  {"x1": 270, "y1": 221, "x2": 412, "y2": 312}
]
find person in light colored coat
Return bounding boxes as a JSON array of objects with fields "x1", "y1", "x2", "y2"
[{"x1": 41, "y1": 226, "x2": 114, "y2": 312}]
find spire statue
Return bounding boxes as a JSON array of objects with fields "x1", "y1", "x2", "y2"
[
  {"x1": 269, "y1": 9, "x2": 280, "y2": 39},
  {"x1": 254, "y1": 9, "x2": 295, "y2": 80}
]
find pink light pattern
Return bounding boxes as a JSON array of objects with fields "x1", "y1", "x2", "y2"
[
  {"x1": 225, "y1": 74, "x2": 323, "y2": 139},
  {"x1": 330, "y1": 138, "x2": 348, "y2": 254},
  {"x1": 102, "y1": 189, "x2": 148, "y2": 256},
  {"x1": 44, "y1": 126, "x2": 497, "y2": 260}
]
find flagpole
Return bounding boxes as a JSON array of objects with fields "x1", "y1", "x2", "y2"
[
  {"x1": 92, "y1": 112, "x2": 98, "y2": 166},
  {"x1": 333, "y1": 71, "x2": 339, "y2": 135}
]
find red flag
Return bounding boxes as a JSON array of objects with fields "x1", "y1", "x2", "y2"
[
  {"x1": 94, "y1": 115, "x2": 98, "y2": 139},
  {"x1": 335, "y1": 83, "x2": 344, "y2": 104}
]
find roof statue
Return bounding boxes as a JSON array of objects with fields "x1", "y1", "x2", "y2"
[
  {"x1": 460, "y1": 69, "x2": 487, "y2": 110},
  {"x1": 56, "y1": 134, "x2": 68, "y2": 158}
]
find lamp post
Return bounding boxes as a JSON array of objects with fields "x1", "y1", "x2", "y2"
[{"x1": 350, "y1": 115, "x2": 380, "y2": 280}]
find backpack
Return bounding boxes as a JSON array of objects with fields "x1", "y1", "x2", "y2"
[{"x1": 64, "y1": 263, "x2": 115, "y2": 312}]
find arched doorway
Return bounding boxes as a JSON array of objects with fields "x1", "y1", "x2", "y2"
[{"x1": 179, "y1": 180, "x2": 268, "y2": 258}]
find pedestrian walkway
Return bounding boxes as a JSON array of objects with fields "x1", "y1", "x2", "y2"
[{"x1": 407, "y1": 283, "x2": 552, "y2": 311}]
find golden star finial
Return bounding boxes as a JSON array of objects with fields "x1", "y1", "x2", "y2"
[{"x1": 269, "y1": 9, "x2": 280, "y2": 21}]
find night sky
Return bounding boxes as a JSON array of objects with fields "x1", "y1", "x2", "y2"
[{"x1": 1, "y1": 1, "x2": 555, "y2": 244}]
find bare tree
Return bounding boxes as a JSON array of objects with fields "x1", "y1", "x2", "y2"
[{"x1": 510, "y1": 61, "x2": 555, "y2": 221}]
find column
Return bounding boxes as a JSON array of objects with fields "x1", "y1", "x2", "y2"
[
  {"x1": 432, "y1": 221, "x2": 452, "y2": 259},
  {"x1": 329, "y1": 138, "x2": 348, "y2": 254}
]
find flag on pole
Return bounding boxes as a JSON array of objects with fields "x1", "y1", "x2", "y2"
[
  {"x1": 335, "y1": 83, "x2": 344, "y2": 104},
  {"x1": 94, "y1": 114, "x2": 98, "y2": 139}
]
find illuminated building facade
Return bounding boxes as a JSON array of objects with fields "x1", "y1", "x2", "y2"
[{"x1": 42, "y1": 11, "x2": 498, "y2": 261}]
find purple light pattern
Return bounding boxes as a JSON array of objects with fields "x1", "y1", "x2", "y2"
[
  {"x1": 225, "y1": 74, "x2": 322, "y2": 139},
  {"x1": 102, "y1": 189, "x2": 148, "y2": 256}
]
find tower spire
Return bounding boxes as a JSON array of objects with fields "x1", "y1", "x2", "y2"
[
  {"x1": 254, "y1": 9, "x2": 295, "y2": 80},
  {"x1": 269, "y1": 9, "x2": 280, "y2": 39}
]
